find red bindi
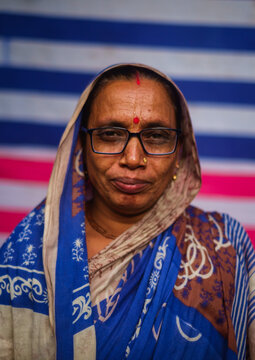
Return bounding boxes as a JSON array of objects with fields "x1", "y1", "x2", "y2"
[
  {"x1": 133, "y1": 117, "x2": 140, "y2": 124},
  {"x1": 136, "y1": 71, "x2": 140, "y2": 85}
]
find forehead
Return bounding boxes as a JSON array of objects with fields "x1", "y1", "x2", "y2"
[
  {"x1": 95, "y1": 78, "x2": 173, "y2": 105},
  {"x1": 88, "y1": 78, "x2": 176, "y2": 127}
]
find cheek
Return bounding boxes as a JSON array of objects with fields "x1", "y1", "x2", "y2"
[
  {"x1": 150, "y1": 158, "x2": 176, "y2": 182},
  {"x1": 85, "y1": 148, "x2": 115, "y2": 184}
]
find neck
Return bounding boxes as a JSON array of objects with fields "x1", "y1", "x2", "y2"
[{"x1": 87, "y1": 197, "x2": 145, "y2": 238}]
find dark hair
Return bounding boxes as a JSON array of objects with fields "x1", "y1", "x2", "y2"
[{"x1": 82, "y1": 65, "x2": 182, "y2": 130}]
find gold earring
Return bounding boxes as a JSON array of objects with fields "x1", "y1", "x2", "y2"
[
  {"x1": 172, "y1": 162, "x2": 179, "y2": 181},
  {"x1": 143, "y1": 157, "x2": 147, "y2": 164}
]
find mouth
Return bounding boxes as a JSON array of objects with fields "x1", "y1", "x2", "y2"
[{"x1": 111, "y1": 177, "x2": 150, "y2": 194}]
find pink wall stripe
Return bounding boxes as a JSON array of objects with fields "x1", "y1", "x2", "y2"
[
  {"x1": 200, "y1": 173, "x2": 255, "y2": 197},
  {"x1": 246, "y1": 229, "x2": 255, "y2": 248},
  {"x1": 0, "y1": 156, "x2": 53, "y2": 183},
  {"x1": 0, "y1": 209, "x2": 28, "y2": 234},
  {"x1": 1, "y1": 157, "x2": 255, "y2": 198}
]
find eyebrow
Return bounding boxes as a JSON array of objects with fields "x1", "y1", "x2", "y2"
[
  {"x1": 98, "y1": 119, "x2": 175, "y2": 129},
  {"x1": 100, "y1": 120, "x2": 126, "y2": 127},
  {"x1": 142, "y1": 120, "x2": 175, "y2": 129}
]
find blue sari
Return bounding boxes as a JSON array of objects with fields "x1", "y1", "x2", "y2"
[{"x1": 1, "y1": 197, "x2": 254, "y2": 359}]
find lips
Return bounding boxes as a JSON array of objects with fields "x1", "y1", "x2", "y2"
[{"x1": 112, "y1": 177, "x2": 150, "y2": 194}]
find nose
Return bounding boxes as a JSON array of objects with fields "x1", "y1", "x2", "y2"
[{"x1": 119, "y1": 136, "x2": 146, "y2": 169}]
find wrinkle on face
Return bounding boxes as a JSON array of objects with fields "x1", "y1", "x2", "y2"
[
  {"x1": 89, "y1": 79, "x2": 175, "y2": 131},
  {"x1": 85, "y1": 78, "x2": 178, "y2": 217}
]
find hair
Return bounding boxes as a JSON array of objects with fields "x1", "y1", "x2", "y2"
[{"x1": 81, "y1": 65, "x2": 182, "y2": 132}]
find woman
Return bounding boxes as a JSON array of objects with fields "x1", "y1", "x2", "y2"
[{"x1": 0, "y1": 64, "x2": 254, "y2": 360}]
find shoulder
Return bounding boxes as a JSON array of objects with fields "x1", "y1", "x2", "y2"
[
  {"x1": 186, "y1": 205, "x2": 254, "y2": 270},
  {"x1": 0, "y1": 200, "x2": 49, "y2": 319},
  {"x1": 0, "y1": 200, "x2": 46, "y2": 271},
  {"x1": 186, "y1": 205, "x2": 252, "y2": 246},
  {"x1": 220, "y1": 213, "x2": 253, "y2": 252}
]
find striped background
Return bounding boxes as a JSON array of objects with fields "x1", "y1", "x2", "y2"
[{"x1": 0, "y1": 0, "x2": 255, "y2": 247}]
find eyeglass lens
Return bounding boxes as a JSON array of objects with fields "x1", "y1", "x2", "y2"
[{"x1": 91, "y1": 127, "x2": 178, "y2": 155}]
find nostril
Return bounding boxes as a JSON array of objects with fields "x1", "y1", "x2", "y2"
[{"x1": 119, "y1": 139, "x2": 146, "y2": 169}]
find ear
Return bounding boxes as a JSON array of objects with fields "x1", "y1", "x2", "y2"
[{"x1": 175, "y1": 142, "x2": 182, "y2": 166}]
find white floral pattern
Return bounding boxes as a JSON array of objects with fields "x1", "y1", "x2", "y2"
[
  {"x1": 0, "y1": 204, "x2": 48, "y2": 316},
  {"x1": 19, "y1": 211, "x2": 35, "y2": 228},
  {"x1": 22, "y1": 244, "x2": 37, "y2": 266},
  {"x1": 80, "y1": 222, "x2": 85, "y2": 235},
  {"x1": 35, "y1": 208, "x2": 45, "y2": 226},
  {"x1": 3, "y1": 241, "x2": 15, "y2": 263},
  {"x1": 83, "y1": 265, "x2": 89, "y2": 280},
  {"x1": 72, "y1": 238, "x2": 84, "y2": 262},
  {"x1": 17, "y1": 225, "x2": 32, "y2": 243}
]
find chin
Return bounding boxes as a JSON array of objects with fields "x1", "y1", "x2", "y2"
[{"x1": 111, "y1": 196, "x2": 156, "y2": 217}]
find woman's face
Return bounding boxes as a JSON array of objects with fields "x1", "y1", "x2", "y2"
[{"x1": 85, "y1": 77, "x2": 179, "y2": 217}]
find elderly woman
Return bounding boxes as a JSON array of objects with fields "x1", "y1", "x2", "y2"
[{"x1": 0, "y1": 64, "x2": 254, "y2": 360}]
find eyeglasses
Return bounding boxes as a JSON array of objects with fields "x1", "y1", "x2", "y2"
[{"x1": 81, "y1": 126, "x2": 181, "y2": 155}]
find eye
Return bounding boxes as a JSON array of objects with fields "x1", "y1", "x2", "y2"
[
  {"x1": 142, "y1": 129, "x2": 171, "y2": 142},
  {"x1": 95, "y1": 128, "x2": 126, "y2": 141}
]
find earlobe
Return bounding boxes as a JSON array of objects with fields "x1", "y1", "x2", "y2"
[{"x1": 172, "y1": 162, "x2": 180, "y2": 181}]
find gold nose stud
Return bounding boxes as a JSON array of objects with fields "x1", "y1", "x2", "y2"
[{"x1": 143, "y1": 157, "x2": 147, "y2": 164}]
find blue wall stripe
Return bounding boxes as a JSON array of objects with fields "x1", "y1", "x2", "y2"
[
  {"x1": 0, "y1": 67, "x2": 94, "y2": 96},
  {"x1": 1, "y1": 120, "x2": 254, "y2": 160},
  {"x1": 1, "y1": 12, "x2": 255, "y2": 52},
  {"x1": 1, "y1": 67, "x2": 255, "y2": 106},
  {"x1": 0, "y1": 120, "x2": 65, "y2": 148},
  {"x1": 196, "y1": 134, "x2": 255, "y2": 160}
]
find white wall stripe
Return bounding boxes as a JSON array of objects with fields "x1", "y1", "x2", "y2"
[
  {"x1": 0, "y1": 91, "x2": 77, "y2": 123},
  {"x1": 0, "y1": 0, "x2": 255, "y2": 26},
  {"x1": 189, "y1": 105, "x2": 255, "y2": 137},
  {"x1": 1, "y1": 39, "x2": 255, "y2": 83},
  {"x1": 0, "y1": 146, "x2": 57, "y2": 161},
  {"x1": 192, "y1": 196, "x2": 255, "y2": 227},
  {"x1": 0, "y1": 181, "x2": 47, "y2": 209},
  {"x1": 200, "y1": 159, "x2": 255, "y2": 176},
  {"x1": 1, "y1": 92, "x2": 255, "y2": 138}
]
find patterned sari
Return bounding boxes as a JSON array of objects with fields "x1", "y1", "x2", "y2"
[{"x1": 0, "y1": 64, "x2": 255, "y2": 359}]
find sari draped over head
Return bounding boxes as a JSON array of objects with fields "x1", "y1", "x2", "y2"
[{"x1": 0, "y1": 64, "x2": 255, "y2": 360}]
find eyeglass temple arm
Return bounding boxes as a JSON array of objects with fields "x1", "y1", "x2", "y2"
[{"x1": 81, "y1": 126, "x2": 89, "y2": 133}]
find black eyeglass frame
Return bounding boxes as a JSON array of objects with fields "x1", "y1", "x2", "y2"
[{"x1": 81, "y1": 126, "x2": 181, "y2": 155}]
